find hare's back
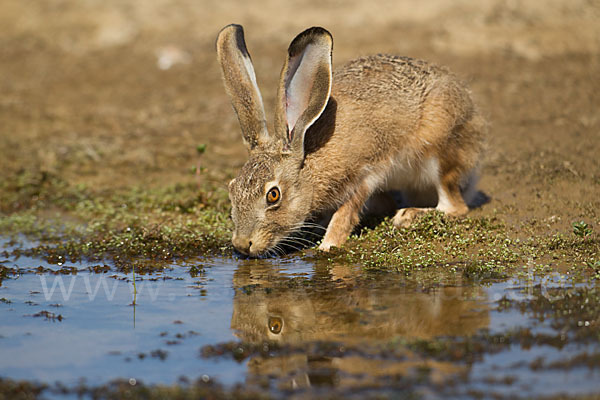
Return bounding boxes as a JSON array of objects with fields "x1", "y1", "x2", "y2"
[
  {"x1": 333, "y1": 54, "x2": 449, "y2": 104},
  {"x1": 331, "y1": 54, "x2": 473, "y2": 137}
]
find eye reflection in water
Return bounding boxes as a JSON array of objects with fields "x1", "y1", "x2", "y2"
[{"x1": 268, "y1": 316, "x2": 283, "y2": 334}]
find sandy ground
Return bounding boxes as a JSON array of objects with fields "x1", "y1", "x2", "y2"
[{"x1": 1, "y1": 0, "x2": 599, "y2": 235}]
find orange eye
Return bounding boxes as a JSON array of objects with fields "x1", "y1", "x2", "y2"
[
  {"x1": 266, "y1": 187, "x2": 280, "y2": 204},
  {"x1": 268, "y1": 316, "x2": 283, "y2": 334}
]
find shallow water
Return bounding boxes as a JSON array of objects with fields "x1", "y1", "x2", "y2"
[{"x1": 1, "y1": 238, "x2": 599, "y2": 398}]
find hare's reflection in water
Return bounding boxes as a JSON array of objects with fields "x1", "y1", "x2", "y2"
[{"x1": 231, "y1": 262, "x2": 490, "y2": 389}]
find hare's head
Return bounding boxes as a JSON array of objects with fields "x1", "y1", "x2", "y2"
[{"x1": 216, "y1": 25, "x2": 333, "y2": 256}]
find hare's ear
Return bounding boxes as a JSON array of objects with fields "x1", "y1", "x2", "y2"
[
  {"x1": 216, "y1": 24, "x2": 268, "y2": 150},
  {"x1": 276, "y1": 27, "x2": 332, "y2": 155}
]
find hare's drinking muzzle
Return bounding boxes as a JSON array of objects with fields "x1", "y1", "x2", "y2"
[
  {"x1": 232, "y1": 233, "x2": 269, "y2": 258},
  {"x1": 232, "y1": 233, "x2": 251, "y2": 256}
]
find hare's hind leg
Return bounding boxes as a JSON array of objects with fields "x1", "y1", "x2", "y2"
[
  {"x1": 392, "y1": 207, "x2": 432, "y2": 228},
  {"x1": 392, "y1": 85, "x2": 480, "y2": 228},
  {"x1": 392, "y1": 169, "x2": 468, "y2": 228}
]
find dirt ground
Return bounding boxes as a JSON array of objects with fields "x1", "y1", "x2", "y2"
[{"x1": 0, "y1": 0, "x2": 599, "y2": 237}]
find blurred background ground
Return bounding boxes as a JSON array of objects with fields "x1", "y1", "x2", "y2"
[{"x1": 0, "y1": 0, "x2": 599, "y2": 235}]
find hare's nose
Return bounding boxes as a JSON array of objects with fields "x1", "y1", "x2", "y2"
[{"x1": 232, "y1": 235, "x2": 252, "y2": 255}]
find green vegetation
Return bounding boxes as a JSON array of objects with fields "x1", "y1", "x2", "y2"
[
  {"x1": 573, "y1": 220, "x2": 593, "y2": 238},
  {"x1": 0, "y1": 169, "x2": 232, "y2": 270},
  {"x1": 321, "y1": 212, "x2": 599, "y2": 281},
  {"x1": 334, "y1": 212, "x2": 517, "y2": 276},
  {"x1": 1, "y1": 168, "x2": 599, "y2": 280}
]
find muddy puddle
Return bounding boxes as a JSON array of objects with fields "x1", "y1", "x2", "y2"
[{"x1": 1, "y1": 237, "x2": 599, "y2": 399}]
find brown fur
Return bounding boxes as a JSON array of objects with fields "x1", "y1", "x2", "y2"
[{"x1": 216, "y1": 25, "x2": 486, "y2": 256}]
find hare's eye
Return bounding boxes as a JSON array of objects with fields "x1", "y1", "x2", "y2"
[
  {"x1": 268, "y1": 316, "x2": 283, "y2": 334},
  {"x1": 266, "y1": 187, "x2": 280, "y2": 204}
]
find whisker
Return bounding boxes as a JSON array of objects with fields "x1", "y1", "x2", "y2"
[
  {"x1": 274, "y1": 244, "x2": 286, "y2": 256},
  {"x1": 268, "y1": 244, "x2": 282, "y2": 257},
  {"x1": 281, "y1": 236, "x2": 311, "y2": 251},
  {"x1": 293, "y1": 225, "x2": 327, "y2": 234},
  {"x1": 277, "y1": 240, "x2": 303, "y2": 253},
  {"x1": 260, "y1": 221, "x2": 327, "y2": 257},
  {"x1": 299, "y1": 222, "x2": 327, "y2": 231},
  {"x1": 290, "y1": 221, "x2": 325, "y2": 230},
  {"x1": 297, "y1": 230, "x2": 323, "y2": 239},
  {"x1": 281, "y1": 234, "x2": 317, "y2": 246},
  {"x1": 284, "y1": 236, "x2": 317, "y2": 248},
  {"x1": 290, "y1": 225, "x2": 325, "y2": 240}
]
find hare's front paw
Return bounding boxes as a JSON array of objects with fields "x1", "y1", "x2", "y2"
[
  {"x1": 318, "y1": 240, "x2": 335, "y2": 252},
  {"x1": 392, "y1": 207, "x2": 432, "y2": 228}
]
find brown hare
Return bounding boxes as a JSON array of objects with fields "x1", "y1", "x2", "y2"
[{"x1": 216, "y1": 25, "x2": 485, "y2": 257}]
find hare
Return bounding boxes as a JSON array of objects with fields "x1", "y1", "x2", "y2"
[{"x1": 216, "y1": 24, "x2": 485, "y2": 257}]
